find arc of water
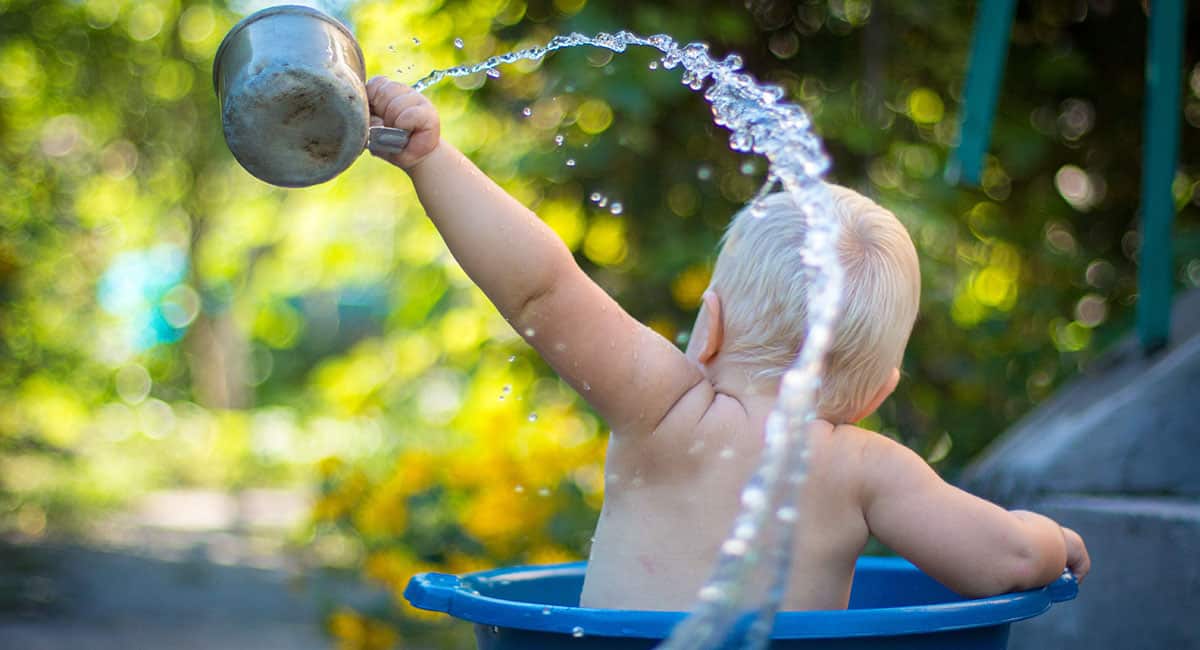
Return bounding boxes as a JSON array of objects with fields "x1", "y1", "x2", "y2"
[{"x1": 413, "y1": 32, "x2": 843, "y2": 650}]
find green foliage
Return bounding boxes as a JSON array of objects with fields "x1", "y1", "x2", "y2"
[{"x1": 2, "y1": 0, "x2": 1199, "y2": 644}]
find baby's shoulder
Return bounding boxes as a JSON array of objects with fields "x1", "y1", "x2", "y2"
[
  {"x1": 820, "y1": 424, "x2": 921, "y2": 488},
  {"x1": 803, "y1": 424, "x2": 888, "y2": 486}
]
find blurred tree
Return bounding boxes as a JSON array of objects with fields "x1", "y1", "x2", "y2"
[{"x1": 1, "y1": 0, "x2": 1198, "y2": 645}]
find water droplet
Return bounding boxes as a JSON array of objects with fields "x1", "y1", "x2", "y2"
[
  {"x1": 572, "y1": 627, "x2": 585, "y2": 638},
  {"x1": 522, "y1": 106, "x2": 533, "y2": 117},
  {"x1": 538, "y1": 487, "x2": 551, "y2": 497},
  {"x1": 554, "y1": 134, "x2": 565, "y2": 146},
  {"x1": 741, "y1": 487, "x2": 766, "y2": 509},
  {"x1": 776, "y1": 507, "x2": 798, "y2": 522},
  {"x1": 542, "y1": 607, "x2": 552, "y2": 615},
  {"x1": 387, "y1": 44, "x2": 396, "y2": 52},
  {"x1": 750, "y1": 199, "x2": 769, "y2": 219},
  {"x1": 722, "y1": 539, "x2": 748, "y2": 556},
  {"x1": 514, "y1": 485, "x2": 525, "y2": 493},
  {"x1": 411, "y1": 37, "x2": 421, "y2": 45},
  {"x1": 486, "y1": 68, "x2": 501, "y2": 78},
  {"x1": 589, "y1": 192, "x2": 602, "y2": 203},
  {"x1": 454, "y1": 37, "x2": 464, "y2": 49},
  {"x1": 648, "y1": 60, "x2": 659, "y2": 70},
  {"x1": 582, "y1": 381, "x2": 591, "y2": 391},
  {"x1": 597, "y1": 196, "x2": 608, "y2": 208},
  {"x1": 698, "y1": 585, "x2": 724, "y2": 602},
  {"x1": 610, "y1": 202, "x2": 623, "y2": 215},
  {"x1": 508, "y1": 355, "x2": 516, "y2": 362},
  {"x1": 528, "y1": 413, "x2": 538, "y2": 422},
  {"x1": 719, "y1": 447, "x2": 734, "y2": 460},
  {"x1": 524, "y1": 327, "x2": 536, "y2": 337},
  {"x1": 565, "y1": 158, "x2": 576, "y2": 167},
  {"x1": 697, "y1": 165, "x2": 713, "y2": 180},
  {"x1": 740, "y1": 161, "x2": 756, "y2": 174},
  {"x1": 687, "y1": 440, "x2": 706, "y2": 455}
]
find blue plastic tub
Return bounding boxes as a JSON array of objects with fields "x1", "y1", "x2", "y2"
[{"x1": 404, "y1": 557, "x2": 1077, "y2": 649}]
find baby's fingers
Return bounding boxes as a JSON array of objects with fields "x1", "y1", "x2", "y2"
[
  {"x1": 366, "y1": 76, "x2": 398, "y2": 107},
  {"x1": 1062, "y1": 527, "x2": 1090, "y2": 583},
  {"x1": 364, "y1": 77, "x2": 440, "y2": 170},
  {"x1": 382, "y1": 91, "x2": 426, "y2": 127},
  {"x1": 367, "y1": 77, "x2": 417, "y2": 122}
]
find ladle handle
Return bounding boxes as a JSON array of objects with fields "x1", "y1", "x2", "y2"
[{"x1": 368, "y1": 126, "x2": 411, "y2": 158}]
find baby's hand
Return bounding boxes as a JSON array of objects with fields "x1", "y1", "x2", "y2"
[
  {"x1": 366, "y1": 77, "x2": 440, "y2": 170},
  {"x1": 1062, "y1": 526, "x2": 1090, "y2": 583}
]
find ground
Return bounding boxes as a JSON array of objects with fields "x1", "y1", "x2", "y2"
[{"x1": 0, "y1": 489, "x2": 388, "y2": 650}]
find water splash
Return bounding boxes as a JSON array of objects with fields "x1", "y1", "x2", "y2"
[{"x1": 412, "y1": 31, "x2": 842, "y2": 650}]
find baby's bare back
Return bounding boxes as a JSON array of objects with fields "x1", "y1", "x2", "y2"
[{"x1": 579, "y1": 394, "x2": 871, "y2": 611}]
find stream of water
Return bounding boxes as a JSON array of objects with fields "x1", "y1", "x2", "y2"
[{"x1": 413, "y1": 31, "x2": 844, "y2": 650}]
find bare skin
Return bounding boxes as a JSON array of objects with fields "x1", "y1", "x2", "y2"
[{"x1": 366, "y1": 78, "x2": 1090, "y2": 610}]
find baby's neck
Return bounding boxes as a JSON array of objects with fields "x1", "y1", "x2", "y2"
[{"x1": 703, "y1": 358, "x2": 782, "y2": 404}]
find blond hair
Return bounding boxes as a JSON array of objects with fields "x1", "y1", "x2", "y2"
[{"x1": 709, "y1": 184, "x2": 920, "y2": 422}]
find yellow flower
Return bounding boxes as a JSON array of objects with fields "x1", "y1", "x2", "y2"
[
  {"x1": 461, "y1": 483, "x2": 554, "y2": 555},
  {"x1": 444, "y1": 551, "x2": 493, "y2": 575},
  {"x1": 364, "y1": 549, "x2": 415, "y2": 589},
  {"x1": 328, "y1": 607, "x2": 401, "y2": 650},
  {"x1": 391, "y1": 449, "x2": 438, "y2": 495},
  {"x1": 354, "y1": 482, "x2": 408, "y2": 539},
  {"x1": 362, "y1": 619, "x2": 398, "y2": 650},
  {"x1": 528, "y1": 544, "x2": 581, "y2": 566},
  {"x1": 318, "y1": 455, "x2": 345, "y2": 479},
  {"x1": 328, "y1": 608, "x2": 365, "y2": 644},
  {"x1": 313, "y1": 494, "x2": 348, "y2": 522}
]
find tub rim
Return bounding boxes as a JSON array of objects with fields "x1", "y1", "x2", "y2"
[{"x1": 404, "y1": 556, "x2": 1078, "y2": 640}]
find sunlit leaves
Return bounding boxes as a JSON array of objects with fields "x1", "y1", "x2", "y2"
[
  {"x1": 906, "y1": 88, "x2": 944, "y2": 126},
  {"x1": 582, "y1": 215, "x2": 627, "y2": 266},
  {"x1": 0, "y1": 39, "x2": 43, "y2": 100}
]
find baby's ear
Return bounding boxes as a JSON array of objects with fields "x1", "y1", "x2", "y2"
[
  {"x1": 850, "y1": 368, "x2": 900, "y2": 423},
  {"x1": 697, "y1": 290, "x2": 724, "y2": 364}
]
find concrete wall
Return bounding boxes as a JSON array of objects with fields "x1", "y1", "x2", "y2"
[{"x1": 962, "y1": 291, "x2": 1200, "y2": 650}]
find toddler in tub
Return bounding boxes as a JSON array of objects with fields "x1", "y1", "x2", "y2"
[{"x1": 366, "y1": 78, "x2": 1090, "y2": 611}]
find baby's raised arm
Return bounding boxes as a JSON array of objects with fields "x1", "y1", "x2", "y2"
[
  {"x1": 367, "y1": 78, "x2": 705, "y2": 436},
  {"x1": 856, "y1": 431, "x2": 1089, "y2": 598}
]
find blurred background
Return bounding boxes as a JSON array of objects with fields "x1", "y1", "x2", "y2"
[{"x1": 1, "y1": 0, "x2": 1198, "y2": 648}]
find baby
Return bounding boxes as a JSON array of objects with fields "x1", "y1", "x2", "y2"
[{"x1": 366, "y1": 78, "x2": 1090, "y2": 611}]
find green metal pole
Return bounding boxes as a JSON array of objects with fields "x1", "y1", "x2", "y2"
[
  {"x1": 1136, "y1": 0, "x2": 1187, "y2": 354},
  {"x1": 946, "y1": 0, "x2": 1017, "y2": 186}
]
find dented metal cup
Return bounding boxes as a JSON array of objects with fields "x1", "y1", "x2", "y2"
[{"x1": 213, "y1": 4, "x2": 409, "y2": 187}]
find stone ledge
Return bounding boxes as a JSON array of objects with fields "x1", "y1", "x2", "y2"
[
  {"x1": 962, "y1": 289, "x2": 1200, "y2": 503},
  {"x1": 1008, "y1": 495, "x2": 1200, "y2": 650}
]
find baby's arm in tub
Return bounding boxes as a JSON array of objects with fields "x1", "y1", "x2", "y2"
[
  {"x1": 852, "y1": 428, "x2": 1090, "y2": 597},
  {"x1": 367, "y1": 78, "x2": 707, "y2": 437}
]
